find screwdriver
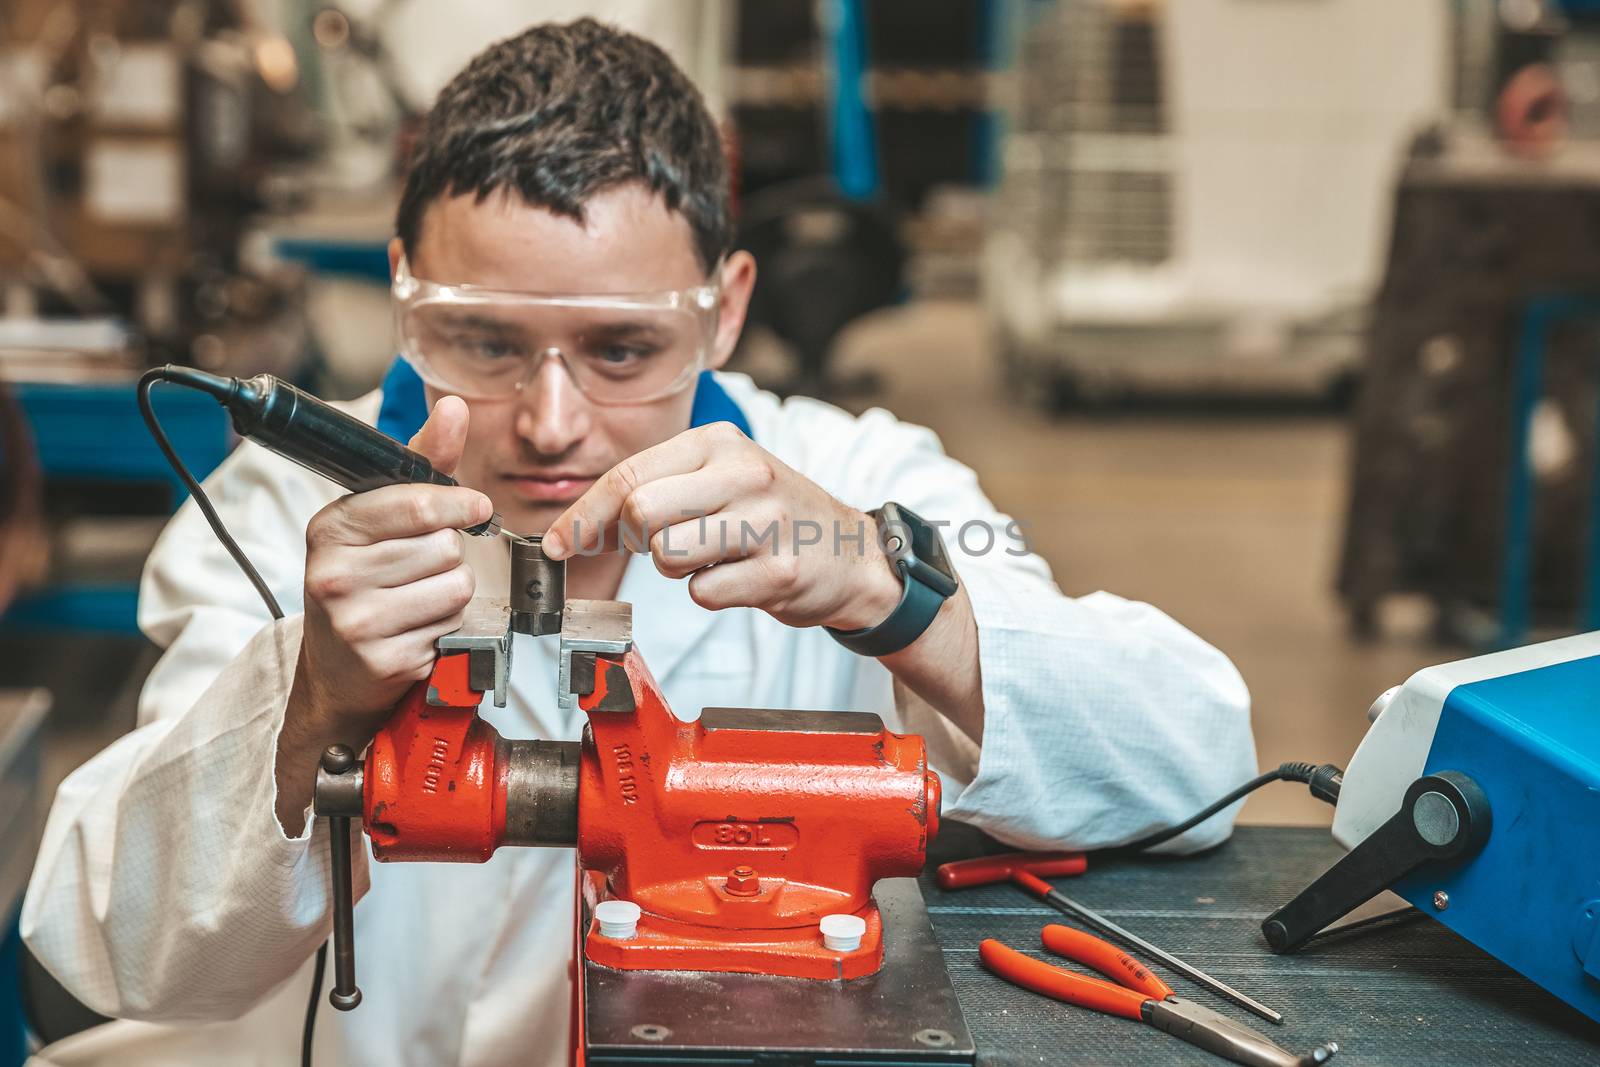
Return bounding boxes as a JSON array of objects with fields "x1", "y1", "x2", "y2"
[{"x1": 142, "y1": 366, "x2": 513, "y2": 538}]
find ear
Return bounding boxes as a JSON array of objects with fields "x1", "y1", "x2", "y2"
[
  {"x1": 706, "y1": 250, "x2": 756, "y2": 371},
  {"x1": 387, "y1": 236, "x2": 405, "y2": 280}
]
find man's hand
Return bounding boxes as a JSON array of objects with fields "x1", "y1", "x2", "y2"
[
  {"x1": 543, "y1": 421, "x2": 985, "y2": 742},
  {"x1": 274, "y1": 397, "x2": 490, "y2": 835},
  {"x1": 541, "y1": 422, "x2": 901, "y2": 632}
]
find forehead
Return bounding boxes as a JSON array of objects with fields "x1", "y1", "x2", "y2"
[{"x1": 410, "y1": 183, "x2": 706, "y2": 294}]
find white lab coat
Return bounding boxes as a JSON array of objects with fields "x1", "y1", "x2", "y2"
[{"x1": 21, "y1": 372, "x2": 1255, "y2": 1066}]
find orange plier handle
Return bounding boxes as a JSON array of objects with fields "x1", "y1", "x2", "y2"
[{"x1": 979, "y1": 923, "x2": 1174, "y2": 1021}]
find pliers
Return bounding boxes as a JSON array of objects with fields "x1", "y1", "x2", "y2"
[{"x1": 981, "y1": 924, "x2": 1339, "y2": 1067}]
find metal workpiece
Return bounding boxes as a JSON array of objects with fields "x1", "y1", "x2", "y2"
[
  {"x1": 500, "y1": 739, "x2": 581, "y2": 847},
  {"x1": 509, "y1": 536, "x2": 565, "y2": 637},
  {"x1": 1143, "y1": 999, "x2": 1336, "y2": 1067},
  {"x1": 435, "y1": 598, "x2": 513, "y2": 707}
]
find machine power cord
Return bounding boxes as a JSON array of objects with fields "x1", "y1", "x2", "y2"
[
  {"x1": 1113, "y1": 761, "x2": 1345, "y2": 855},
  {"x1": 138, "y1": 368, "x2": 329, "y2": 1067}
]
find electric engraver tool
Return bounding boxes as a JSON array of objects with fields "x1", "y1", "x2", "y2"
[{"x1": 139, "y1": 365, "x2": 515, "y2": 540}]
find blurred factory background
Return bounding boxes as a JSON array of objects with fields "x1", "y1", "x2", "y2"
[{"x1": 4, "y1": 0, "x2": 1600, "y2": 1054}]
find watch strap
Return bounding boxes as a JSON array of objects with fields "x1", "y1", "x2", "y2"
[{"x1": 826, "y1": 561, "x2": 947, "y2": 658}]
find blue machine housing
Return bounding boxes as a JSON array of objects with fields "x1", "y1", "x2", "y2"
[{"x1": 1396, "y1": 654, "x2": 1600, "y2": 1023}]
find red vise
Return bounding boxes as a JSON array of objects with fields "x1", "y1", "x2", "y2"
[{"x1": 355, "y1": 630, "x2": 941, "y2": 979}]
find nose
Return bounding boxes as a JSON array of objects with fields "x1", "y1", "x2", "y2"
[{"x1": 514, "y1": 349, "x2": 592, "y2": 457}]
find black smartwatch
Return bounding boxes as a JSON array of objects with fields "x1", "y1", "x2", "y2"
[{"x1": 827, "y1": 502, "x2": 959, "y2": 657}]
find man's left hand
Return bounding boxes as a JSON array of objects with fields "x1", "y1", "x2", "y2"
[{"x1": 542, "y1": 423, "x2": 900, "y2": 631}]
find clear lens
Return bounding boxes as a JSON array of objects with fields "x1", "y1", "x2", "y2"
[{"x1": 399, "y1": 297, "x2": 713, "y2": 402}]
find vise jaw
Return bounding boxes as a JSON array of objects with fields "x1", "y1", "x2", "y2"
[
  {"x1": 433, "y1": 597, "x2": 512, "y2": 708},
  {"x1": 557, "y1": 598, "x2": 633, "y2": 718}
]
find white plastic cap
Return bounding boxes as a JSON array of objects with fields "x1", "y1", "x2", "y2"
[
  {"x1": 820, "y1": 913, "x2": 866, "y2": 952},
  {"x1": 594, "y1": 899, "x2": 642, "y2": 940},
  {"x1": 1367, "y1": 685, "x2": 1401, "y2": 724}
]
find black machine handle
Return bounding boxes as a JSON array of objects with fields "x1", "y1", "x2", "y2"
[
  {"x1": 1261, "y1": 771, "x2": 1491, "y2": 954},
  {"x1": 316, "y1": 744, "x2": 364, "y2": 1010}
]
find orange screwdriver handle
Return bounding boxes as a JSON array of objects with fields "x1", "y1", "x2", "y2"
[
  {"x1": 1042, "y1": 924, "x2": 1172, "y2": 1001},
  {"x1": 979, "y1": 939, "x2": 1150, "y2": 1021},
  {"x1": 936, "y1": 850, "x2": 1088, "y2": 890}
]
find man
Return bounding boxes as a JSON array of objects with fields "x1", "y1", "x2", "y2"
[{"x1": 22, "y1": 19, "x2": 1254, "y2": 1066}]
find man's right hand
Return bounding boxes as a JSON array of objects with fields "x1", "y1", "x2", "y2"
[{"x1": 274, "y1": 396, "x2": 491, "y2": 835}]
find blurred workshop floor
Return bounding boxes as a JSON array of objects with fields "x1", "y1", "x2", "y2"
[{"x1": 805, "y1": 299, "x2": 1458, "y2": 826}]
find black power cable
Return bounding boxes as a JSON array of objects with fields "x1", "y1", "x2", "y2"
[
  {"x1": 138, "y1": 369, "x2": 329, "y2": 1067},
  {"x1": 1114, "y1": 760, "x2": 1345, "y2": 855},
  {"x1": 137, "y1": 370, "x2": 281, "y2": 618}
]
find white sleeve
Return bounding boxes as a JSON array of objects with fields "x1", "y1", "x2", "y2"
[
  {"x1": 939, "y1": 571, "x2": 1256, "y2": 854},
  {"x1": 20, "y1": 441, "x2": 369, "y2": 1022},
  {"x1": 779, "y1": 400, "x2": 1259, "y2": 854}
]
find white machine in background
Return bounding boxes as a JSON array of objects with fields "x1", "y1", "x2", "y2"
[{"x1": 984, "y1": 0, "x2": 1448, "y2": 404}]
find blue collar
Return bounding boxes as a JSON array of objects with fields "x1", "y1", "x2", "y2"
[{"x1": 375, "y1": 357, "x2": 752, "y2": 444}]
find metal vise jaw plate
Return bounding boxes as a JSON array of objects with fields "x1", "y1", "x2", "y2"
[
  {"x1": 435, "y1": 597, "x2": 513, "y2": 708},
  {"x1": 558, "y1": 599, "x2": 633, "y2": 717}
]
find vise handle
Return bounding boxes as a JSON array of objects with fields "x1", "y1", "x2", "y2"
[{"x1": 315, "y1": 744, "x2": 365, "y2": 1010}]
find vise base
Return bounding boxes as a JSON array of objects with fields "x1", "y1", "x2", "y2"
[{"x1": 578, "y1": 876, "x2": 975, "y2": 1065}]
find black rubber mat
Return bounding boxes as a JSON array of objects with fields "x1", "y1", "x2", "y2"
[{"x1": 925, "y1": 825, "x2": 1600, "y2": 1066}]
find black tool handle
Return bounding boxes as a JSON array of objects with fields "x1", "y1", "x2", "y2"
[
  {"x1": 145, "y1": 366, "x2": 496, "y2": 534},
  {"x1": 229, "y1": 374, "x2": 454, "y2": 494},
  {"x1": 224, "y1": 374, "x2": 493, "y2": 536}
]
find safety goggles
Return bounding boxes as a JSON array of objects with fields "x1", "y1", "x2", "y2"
[{"x1": 392, "y1": 255, "x2": 722, "y2": 404}]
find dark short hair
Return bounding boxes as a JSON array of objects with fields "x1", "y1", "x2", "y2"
[{"x1": 395, "y1": 18, "x2": 730, "y2": 272}]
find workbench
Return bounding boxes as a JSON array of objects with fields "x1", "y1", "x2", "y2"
[{"x1": 927, "y1": 824, "x2": 1600, "y2": 1065}]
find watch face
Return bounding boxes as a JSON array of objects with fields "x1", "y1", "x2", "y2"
[{"x1": 882, "y1": 503, "x2": 959, "y2": 597}]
